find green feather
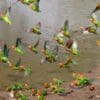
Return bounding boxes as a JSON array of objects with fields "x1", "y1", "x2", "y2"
[
  {"x1": 15, "y1": 47, "x2": 24, "y2": 55},
  {"x1": 14, "y1": 58, "x2": 21, "y2": 70},
  {"x1": 31, "y1": 0, "x2": 40, "y2": 12},
  {"x1": 1, "y1": 12, "x2": 11, "y2": 25}
]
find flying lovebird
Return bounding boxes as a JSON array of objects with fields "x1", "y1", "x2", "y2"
[
  {"x1": 13, "y1": 58, "x2": 22, "y2": 70},
  {"x1": 40, "y1": 41, "x2": 59, "y2": 64},
  {"x1": 27, "y1": 39, "x2": 39, "y2": 54},
  {"x1": 18, "y1": 0, "x2": 31, "y2": 5},
  {"x1": 92, "y1": 4, "x2": 100, "y2": 13},
  {"x1": 89, "y1": 13, "x2": 100, "y2": 28},
  {"x1": 27, "y1": 22, "x2": 42, "y2": 35},
  {"x1": 54, "y1": 33, "x2": 64, "y2": 45},
  {"x1": 81, "y1": 26, "x2": 97, "y2": 34},
  {"x1": 0, "y1": 6, "x2": 12, "y2": 25},
  {"x1": 59, "y1": 58, "x2": 76, "y2": 68},
  {"x1": 0, "y1": 44, "x2": 11, "y2": 66},
  {"x1": 54, "y1": 20, "x2": 71, "y2": 45},
  {"x1": 61, "y1": 20, "x2": 70, "y2": 37},
  {"x1": 11, "y1": 38, "x2": 24, "y2": 55},
  {"x1": 13, "y1": 58, "x2": 31, "y2": 76},
  {"x1": 29, "y1": 0, "x2": 40, "y2": 12},
  {"x1": 18, "y1": 0, "x2": 35, "y2": 5}
]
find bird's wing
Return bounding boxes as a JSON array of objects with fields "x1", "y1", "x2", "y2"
[
  {"x1": 34, "y1": 39, "x2": 39, "y2": 48},
  {"x1": 16, "y1": 38, "x2": 22, "y2": 48},
  {"x1": 15, "y1": 58, "x2": 21, "y2": 67},
  {"x1": 44, "y1": 40, "x2": 49, "y2": 50},
  {"x1": 3, "y1": 44, "x2": 9, "y2": 58},
  {"x1": 63, "y1": 20, "x2": 69, "y2": 32}
]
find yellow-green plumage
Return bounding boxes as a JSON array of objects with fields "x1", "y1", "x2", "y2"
[{"x1": 0, "y1": 12, "x2": 11, "y2": 25}]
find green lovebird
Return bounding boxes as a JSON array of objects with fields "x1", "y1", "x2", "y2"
[
  {"x1": 18, "y1": 0, "x2": 35, "y2": 5},
  {"x1": 90, "y1": 13, "x2": 100, "y2": 28},
  {"x1": 27, "y1": 22, "x2": 42, "y2": 35},
  {"x1": 61, "y1": 20, "x2": 70, "y2": 37},
  {"x1": 29, "y1": 0, "x2": 40, "y2": 12},
  {"x1": 54, "y1": 34, "x2": 64, "y2": 45},
  {"x1": 81, "y1": 25, "x2": 98, "y2": 35},
  {"x1": 0, "y1": 44, "x2": 10, "y2": 65},
  {"x1": 28, "y1": 39, "x2": 39, "y2": 54},
  {"x1": 22, "y1": 0, "x2": 31, "y2": 4},
  {"x1": 13, "y1": 58, "x2": 31, "y2": 76},
  {"x1": 40, "y1": 41, "x2": 59, "y2": 64},
  {"x1": 11, "y1": 38, "x2": 24, "y2": 55},
  {"x1": 86, "y1": 26, "x2": 97, "y2": 34},
  {"x1": 13, "y1": 58, "x2": 21, "y2": 70},
  {"x1": 59, "y1": 58, "x2": 76, "y2": 68},
  {"x1": 0, "y1": 7, "x2": 12, "y2": 25}
]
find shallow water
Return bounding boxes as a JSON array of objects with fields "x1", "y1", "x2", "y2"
[{"x1": 0, "y1": 0, "x2": 100, "y2": 89}]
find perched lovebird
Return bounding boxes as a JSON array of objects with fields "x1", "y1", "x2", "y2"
[
  {"x1": 92, "y1": 4, "x2": 100, "y2": 13},
  {"x1": 89, "y1": 13, "x2": 100, "y2": 28},
  {"x1": 0, "y1": 44, "x2": 11, "y2": 66},
  {"x1": 27, "y1": 22, "x2": 42, "y2": 35},
  {"x1": 29, "y1": 0, "x2": 40, "y2": 12},
  {"x1": 54, "y1": 33, "x2": 64, "y2": 45},
  {"x1": 11, "y1": 38, "x2": 24, "y2": 55},
  {"x1": 40, "y1": 41, "x2": 59, "y2": 64},
  {"x1": 0, "y1": 7, "x2": 12, "y2": 25},
  {"x1": 81, "y1": 26, "x2": 97, "y2": 34},
  {"x1": 59, "y1": 58, "x2": 76, "y2": 68},
  {"x1": 27, "y1": 39, "x2": 39, "y2": 54},
  {"x1": 61, "y1": 20, "x2": 70, "y2": 37},
  {"x1": 13, "y1": 58, "x2": 31, "y2": 76}
]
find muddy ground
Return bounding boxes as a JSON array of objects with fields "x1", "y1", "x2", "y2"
[{"x1": 0, "y1": 66, "x2": 100, "y2": 100}]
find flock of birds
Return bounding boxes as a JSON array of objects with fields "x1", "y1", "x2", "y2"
[{"x1": 0, "y1": 1, "x2": 100, "y2": 76}]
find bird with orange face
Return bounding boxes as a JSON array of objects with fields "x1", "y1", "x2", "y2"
[
  {"x1": 54, "y1": 33, "x2": 64, "y2": 45},
  {"x1": 11, "y1": 38, "x2": 24, "y2": 55},
  {"x1": 29, "y1": 0, "x2": 40, "y2": 12},
  {"x1": 26, "y1": 39, "x2": 39, "y2": 54},
  {"x1": 59, "y1": 57, "x2": 76, "y2": 68},
  {"x1": 61, "y1": 20, "x2": 71, "y2": 38},
  {"x1": 12, "y1": 58, "x2": 31, "y2": 76},
  {"x1": 27, "y1": 22, "x2": 42, "y2": 35},
  {"x1": 40, "y1": 40, "x2": 59, "y2": 64}
]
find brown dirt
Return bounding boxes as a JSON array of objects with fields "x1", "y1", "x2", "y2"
[{"x1": 0, "y1": 66, "x2": 100, "y2": 100}]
